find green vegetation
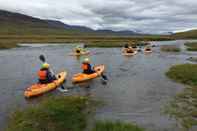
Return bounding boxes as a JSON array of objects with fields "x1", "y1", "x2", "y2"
[
  {"x1": 6, "y1": 96, "x2": 94, "y2": 131},
  {"x1": 165, "y1": 64, "x2": 197, "y2": 130},
  {"x1": 173, "y1": 30, "x2": 197, "y2": 39},
  {"x1": 0, "y1": 35, "x2": 173, "y2": 49},
  {"x1": 185, "y1": 42, "x2": 197, "y2": 51},
  {"x1": 166, "y1": 64, "x2": 197, "y2": 86},
  {"x1": 6, "y1": 96, "x2": 144, "y2": 131},
  {"x1": 85, "y1": 41, "x2": 149, "y2": 48},
  {"x1": 160, "y1": 45, "x2": 181, "y2": 52},
  {"x1": 0, "y1": 41, "x2": 18, "y2": 49},
  {"x1": 92, "y1": 121, "x2": 144, "y2": 131},
  {"x1": 164, "y1": 86, "x2": 197, "y2": 130}
]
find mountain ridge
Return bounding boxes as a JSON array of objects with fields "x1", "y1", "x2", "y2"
[{"x1": 0, "y1": 9, "x2": 139, "y2": 36}]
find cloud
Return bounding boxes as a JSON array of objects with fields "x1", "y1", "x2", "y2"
[{"x1": 0, "y1": 0, "x2": 197, "y2": 33}]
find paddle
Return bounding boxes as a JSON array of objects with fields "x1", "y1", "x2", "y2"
[
  {"x1": 101, "y1": 73, "x2": 108, "y2": 81},
  {"x1": 39, "y1": 55, "x2": 66, "y2": 90}
]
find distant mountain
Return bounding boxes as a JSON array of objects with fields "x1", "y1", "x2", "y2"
[{"x1": 0, "y1": 9, "x2": 139, "y2": 36}]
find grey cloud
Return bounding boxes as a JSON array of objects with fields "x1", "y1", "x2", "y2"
[{"x1": 0, "y1": 0, "x2": 197, "y2": 33}]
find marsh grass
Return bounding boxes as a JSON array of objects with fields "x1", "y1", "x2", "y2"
[
  {"x1": 165, "y1": 64, "x2": 197, "y2": 130},
  {"x1": 92, "y1": 121, "x2": 144, "y2": 131},
  {"x1": 185, "y1": 42, "x2": 197, "y2": 51},
  {"x1": 166, "y1": 64, "x2": 197, "y2": 86},
  {"x1": 160, "y1": 45, "x2": 181, "y2": 52},
  {"x1": 6, "y1": 96, "x2": 96, "y2": 131},
  {"x1": 164, "y1": 86, "x2": 197, "y2": 130},
  {"x1": 0, "y1": 41, "x2": 18, "y2": 49},
  {"x1": 0, "y1": 35, "x2": 172, "y2": 49}
]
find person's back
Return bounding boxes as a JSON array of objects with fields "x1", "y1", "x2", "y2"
[{"x1": 38, "y1": 63, "x2": 55, "y2": 84}]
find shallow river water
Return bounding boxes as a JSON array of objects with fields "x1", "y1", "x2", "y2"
[{"x1": 0, "y1": 40, "x2": 197, "y2": 131}]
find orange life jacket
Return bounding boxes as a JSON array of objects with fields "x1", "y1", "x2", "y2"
[
  {"x1": 38, "y1": 70, "x2": 47, "y2": 80},
  {"x1": 81, "y1": 63, "x2": 88, "y2": 70}
]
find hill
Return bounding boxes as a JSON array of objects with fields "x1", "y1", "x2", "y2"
[
  {"x1": 172, "y1": 29, "x2": 197, "y2": 39},
  {"x1": 0, "y1": 9, "x2": 139, "y2": 36}
]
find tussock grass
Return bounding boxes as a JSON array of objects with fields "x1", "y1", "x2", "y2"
[
  {"x1": 185, "y1": 42, "x2": 197, "y2": 51},
  {"x1": 165, "y1": 64, "x2": 197, "y2": 130},
  {"x1": 92, "y1": 121, "x2": 144, "y2": 131},
  {"x1": 160, "y1": 45, "x2": 181, "y2": 52},
  {"x1": 166, "y1": 64, "x2": 197, "y2": 86},
  {"x1": 0, "y1": 41, "x2": 18, "y2": 49},
  {"x1": 6, "y1": 96, "x2": 95, "y2": 131}
]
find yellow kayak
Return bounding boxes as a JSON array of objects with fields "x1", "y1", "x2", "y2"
[
  {"x1": 72, "y1": 65, "x2": 105, "y2": 83},
  {"x1": 24, "y1": 71, "x2": 67, "y2": 98},
  {"x1": 69, "y1": 51, "x2": 90, "y2": 56}
]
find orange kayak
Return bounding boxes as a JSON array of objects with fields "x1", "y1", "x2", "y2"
[
  {"x1": 72, "y1": 65, "x2": 105, "y2": 83},
  {"x1": 122, "y1": 51, "x2": 137, "y2": 56},
  {"x1": 144, "y1": 49, "x2": 152, "y2": 53},
  {"x1": 24, "y1": 72, "x2": 67, "y2": 98}
]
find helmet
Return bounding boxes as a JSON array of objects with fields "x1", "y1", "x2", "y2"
[
  {"x1": 83, "y1": 58, "x2": 90, "y2": 63},
  {"x1": 41, "y1": 63, "x2": 50, "y2": 69}
]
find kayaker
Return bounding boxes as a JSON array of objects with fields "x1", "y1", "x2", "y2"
[
  {"x1": 145, "y1": 46, "x2": 152, "y2": 51},
  {"x1": 38, "y1": 63, "x2": 56, "y2": 84},
  {"x1": 81, "y1": 58, "x2": 95, "y2": 74}
]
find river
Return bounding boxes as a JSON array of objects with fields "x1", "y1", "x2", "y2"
[{"x1": 0, "y1": 40, "x2": 196, "y2": 131}]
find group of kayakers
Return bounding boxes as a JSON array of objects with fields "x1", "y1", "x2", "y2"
[
  {"x1": 122, "y1": 43, "x2": 152, "y2": 54},
  {"x1": 24, "y1": 41, "x2": 153, "y2": 98}
]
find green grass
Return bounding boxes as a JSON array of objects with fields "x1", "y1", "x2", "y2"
[
  {"x1": 166, "y1": 64, "x2": 197, "y2": 86},
  {"x1": 173, "y1": 29, "x2": 197, "y2": 39},
  {"x1": 0, "y1": 41, "x2": 18, "y2": 49},
  {"x1": 164, "y1": 86, "x2": 197, "y2": 130},
  {"x1": 6, "y1": 96, "x2": 145, "y2": 131},
  {"x1": 0, "y1": 35, "x2": 170, "y2": 49},
  {"x1": 84, "y1": 41, "x2": 149, "y2": 48},
  {"x1": 185, "y1": 42, "x2": 197, "y2": 51},
  {"x1": 160, "y1": 45, "x2": 181, "y2": 52},
  {"x1": 6, "y1": 96, "x2": 95, "y2": 131},
  {"x1": 165, "y1": 64, "x2": 197, "y2": 130},
  {"x1": 92, "y1": 121, "x2": 144, "y2": 131}
]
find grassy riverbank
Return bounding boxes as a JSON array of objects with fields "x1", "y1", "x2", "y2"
[
  {"x1": 6, "y1": 96, "x2": 144, "y2": 131},
  {"x1": 160, "y1": 45, "x2": 181, "y2": 52},
  {"x1": 165, "y1": 64, "x2": 197, "y2": 130},
  {"x1": 0, "y1": 35, "x2": 173, "y2": 49},
  {"x1": 92, "y1": 121, "x2": 144, "y2": 131},
  {"x1": 185, "y1": 42, "x2": 197, "y2": 51},
  {"x1": 0, "y1": 41, "x2": 19, "y2": 49},
  {"x1": 166, "y1": 64, "x2": 197, "y2": 86}
]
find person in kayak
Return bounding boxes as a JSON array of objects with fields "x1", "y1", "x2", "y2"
[
  {"x1": 122, "y1": 43, "x2": 134, "y2": 53},
  {"x1": 81, "y1": 58, "x2": 95, "y2": 74},
  {"x1": 145, "y1": 46, "x2": 152, "y2": 51},
  {"x1": 75, "y1": 46, "x2": 81, "y2": 54},
  {"x1": 38, "y1": 63, "x2": 56, "y2": 84}
]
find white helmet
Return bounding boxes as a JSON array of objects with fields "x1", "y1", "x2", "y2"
[{"x1": 83, "y1": 58, "x2": 90, "y2": 63}]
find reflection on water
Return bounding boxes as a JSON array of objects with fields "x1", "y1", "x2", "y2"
[{"x1": 0, "y1": 40, "x2": 197, "y2": 131}]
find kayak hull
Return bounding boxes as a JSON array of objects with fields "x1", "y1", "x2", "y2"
[
  {"x1": 72, "y1": 65, "x2": 105, "y2": 83},
  {"x1": 24, "y1": 72, "x2": 67, "y2": 98},
  {"x1": 144, "y1": 50, "x2": 152, "y2": 53},
  {"x1": 122, "y1": 51, "x2": 138, "y2": 56}
]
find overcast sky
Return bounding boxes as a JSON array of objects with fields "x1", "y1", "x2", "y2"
[{"x1": 0, "y1": 0, "x2": 197, "y2": 33}]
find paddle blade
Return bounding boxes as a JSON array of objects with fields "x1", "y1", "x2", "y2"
[
  {"x1": 39, "y1": 55, "x2": 46, "y2": 63},
  {"x1": 101, "y1": 74, "x2": 108, "y2": 81}
]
